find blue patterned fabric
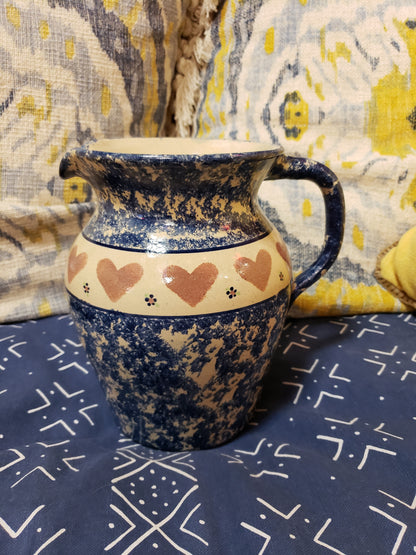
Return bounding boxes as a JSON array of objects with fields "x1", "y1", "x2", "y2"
[
  {"x1": 0, "y1": 312, "x2": 415, "y2": 553},
  {"x1": 0, "y1": 0, "x2": 187, "y2": 323},
  {"x1": 193, "y1": 0, "x2": 416, "y2": 316}
]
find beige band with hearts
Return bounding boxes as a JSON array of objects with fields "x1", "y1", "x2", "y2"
[{"x1": 66, "y1": 233, "x2": 291, "y2": 316}]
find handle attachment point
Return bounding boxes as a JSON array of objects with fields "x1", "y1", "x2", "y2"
[{"x1": 267, "y1": 155, "x2": 345, "y2": 306}]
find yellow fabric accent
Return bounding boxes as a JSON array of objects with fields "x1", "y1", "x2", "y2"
[
  {"x1": 314, "y1": 82, "x2": 324, "y2": 101},
  {"x1": 63, "y1": 177, "x2": 89, "y2": 204},
  {"x1": 294, "y1": 278, "x2": 400, "y2": 316},
  {"x1": 282, "y1": 91, "x2": 309, "y2": 140},
  {"x1": 379, "y1": 226, "x2": 416, "y2": 301},
  {"x1": 6, "y1": 3, "x2": 20, "y2": 29},
  {"x1": 141, "y1": 39, "x2": 159, "y2": 137},
  {"x1": 305, "y1": 67, "x2": 312, "y2": 87},
  {"x1": 265, "y1": 27, "x2": 274, "y2": 54},
  {"x1": 120, "y1": 3, "x2": 143, "y2": 49},
  {"x1": 65, "y1": 37, "x2": 75, "y2": 59},
  {"x1": 39, "y1": 20, "x2": 50, "y2": 39},
  {"x1": 320, "y1": 24, "x2": 351, "y2": 78},
  {"x1": 47, "y1": 145, "x2": 59, "y2": 166},
  {"x1": 302, "y1": 198, "x2": 312, "y2": 217},
  {"x1": 61, "y1": 129, "x2": 69, "y2": 151},
  {"x1": 400, "y1": 174, "x2": 416, "y2": 209},
  {"x1": 103, "y1": 0, "x2": 119, "y2": 9},
  {"x1": 197, "y1": 0, "x2": 234, "y2": 136},
  {"x1": 17, "y1": 96, "x2": 44, "y2": 128},
  {"x1": 38, "y1": 298, "x2": 52, "y2": 318},
  {"x1": 327, "y1": 42, "x2": 351, "y2": 77},
  {"x1": 366, "y1": 65, "x2": 416, "y2": 157},
  {"x1": 366, "y1": 20, "x2": 416, "y2": 158},
  {"x1": 101, "y1": 84, "x2": 111, "y2": 116},
  {"x1": 316, "y1": 135, "x2": 325, "y2": 149},
  {"x1": 45, "y1": 82, "x2": 52, "y2": 121},
  {"x1": 320, "y1": 26, "x2": 326, "y2": 61},
  {"x1": 22, "y1": 213, "x2": 61, "y2": 251},
  {"x1": 352, "y1": 224, "x2": 364, "y2": 250}
]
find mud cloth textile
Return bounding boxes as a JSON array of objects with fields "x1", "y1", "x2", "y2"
[{"x1": 0, "y1": 312, "x2": 415, "y2": 553}]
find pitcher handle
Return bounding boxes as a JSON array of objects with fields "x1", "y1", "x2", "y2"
[{"x1": 266, "y1": 155, "x2": 345, "y2": 306}]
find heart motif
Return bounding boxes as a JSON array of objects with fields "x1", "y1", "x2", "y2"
[
  {"x1": 97, "y1": 258, "x2": 143, "y2": 302},
  {"x1": 162, "y1": 263, "x2": 218, "y2": 307},
  {"x1": 276, "y1": 240, "x2": 291, "y2": 267},
  {"x1": 234, "y1": 249, "x2": 272, "y2": 291},
  {"x1": 67, "y1": 246, "x2": 88, "y2": 283}
]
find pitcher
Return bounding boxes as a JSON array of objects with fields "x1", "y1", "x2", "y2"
[{"x1": 60, "y1": 138, "x2": 344, "y2": 451}]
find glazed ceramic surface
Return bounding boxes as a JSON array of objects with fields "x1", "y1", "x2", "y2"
[{"x1": 60, "y1": 138, "x2": 344, "y2": 451}]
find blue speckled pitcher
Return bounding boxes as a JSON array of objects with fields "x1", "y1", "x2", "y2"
[{"x1": 60, "y1": 138, "x2": 344, "y2": 451}]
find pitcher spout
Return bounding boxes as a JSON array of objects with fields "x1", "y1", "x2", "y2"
[{"x1": 59, "y1": 148, "x2": 85, "y2": 181}]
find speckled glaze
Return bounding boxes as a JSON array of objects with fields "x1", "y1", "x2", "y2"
[{"x1": 60, "y1": 138, "x2": 344, "y2": 451}]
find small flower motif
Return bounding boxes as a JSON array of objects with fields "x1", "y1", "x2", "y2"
[
  {"x1": 279, "y1": 272, "x2": 284, "y2": 281},
  {"x1": 145, "y1": 294, "x2": 157, "y2": 306},
  {"x1": 226, "y1": 286, "x2": 238, "y2": 299},
  {"x1": 83, "y1": 282, "x2": 90, "y2": 294}
]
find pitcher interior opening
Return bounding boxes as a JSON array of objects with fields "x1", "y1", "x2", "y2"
[{"x1": 89, "y1": 137, "x2": 281, "y2": 157}]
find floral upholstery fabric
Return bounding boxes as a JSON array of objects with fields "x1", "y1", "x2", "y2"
[
  {"x1": 194, "y1": 0, "x2": 416, "y2": 316},
  {"x1": 0, "y1": 0, "x2": 187, "y2": 322}
]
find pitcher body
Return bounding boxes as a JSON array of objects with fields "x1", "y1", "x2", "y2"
[{"x1": 61, "y1": 138, "x2": 344, "y2": 450}]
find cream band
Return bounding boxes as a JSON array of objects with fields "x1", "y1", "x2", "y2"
[{"x1": 66, "y1": 233, "x2": 291, "y2": 316}]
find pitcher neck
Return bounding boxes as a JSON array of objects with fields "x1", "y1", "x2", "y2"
[{"x1": 60, "y1": 147, "x2": 276, "y2": 251}]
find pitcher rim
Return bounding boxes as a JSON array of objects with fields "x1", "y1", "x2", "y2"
[{"x1": 78, "y1": 137, "x2": 284, "y2": 160}]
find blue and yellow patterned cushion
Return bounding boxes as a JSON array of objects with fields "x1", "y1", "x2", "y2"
[
  {"x1": 0, "y1": 0, "x2": 187, "y2": 322},
  {"x1": 193, "y1": 0, "x2": 416, "y2": 316}
]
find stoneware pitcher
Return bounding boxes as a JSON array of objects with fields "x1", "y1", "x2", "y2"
[{"x1": 60, "y1": 138, "x2": 344, "y2": 451}]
